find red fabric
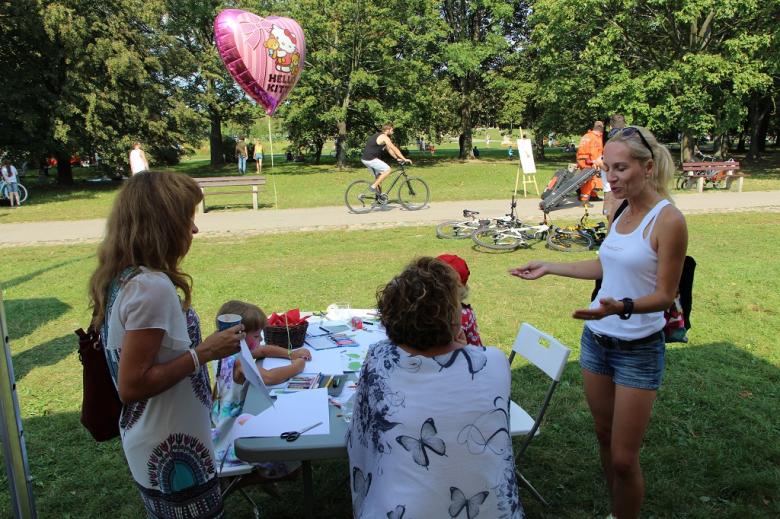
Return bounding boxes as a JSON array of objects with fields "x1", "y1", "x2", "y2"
[
  {"x1": 461, "y1": 304, "x2": 482, "y2": 346},
  {"x1": 267, "y1": 309, "x2": 309, "y2": 326}
]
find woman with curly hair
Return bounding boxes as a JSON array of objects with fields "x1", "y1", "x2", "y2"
[
  {"x1": 88, "y1": 171, "x2": 243, "y2": 518},
  {"x1": 347, "y1": 257, "x2": 523, "y2": 519}
]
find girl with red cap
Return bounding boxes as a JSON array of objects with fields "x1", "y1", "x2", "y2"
[{"x1": 436, "y1": 254, "x2": 483, "y2": 346}]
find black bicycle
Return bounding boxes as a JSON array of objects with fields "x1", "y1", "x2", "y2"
[{"x1": 344, "y1": 162, "x2": 430, "y2": 213}]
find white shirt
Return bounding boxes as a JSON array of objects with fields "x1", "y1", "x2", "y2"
[
  {"x1": 129, "y1": 149, "x2": 147, "y2": 174},
  {"x1": 2, "y1": 165, "x2": 18, "y2": 183}
]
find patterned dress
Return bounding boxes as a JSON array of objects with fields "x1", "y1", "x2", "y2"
[
  {"x1": 461, "y1": 304, "x2": 483, "y2": 346},
  {"x1": 104, "y1": 269, "x2": 223, "y2": 518},
  {"x1": 347, "y1": 340, "x2": 523, "y2": 519}
]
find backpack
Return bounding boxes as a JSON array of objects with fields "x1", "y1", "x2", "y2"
[{"x1": 591, "y1": 200, "x2": 695, "y2": 342}]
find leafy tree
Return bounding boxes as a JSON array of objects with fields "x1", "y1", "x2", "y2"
[{"x1": 277, "y1": 0, "x2": 445, "y2": 168}]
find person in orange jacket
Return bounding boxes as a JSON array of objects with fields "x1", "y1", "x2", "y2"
[{"x1": 577, "y1": 121, "x2": 605, "y2": 202}]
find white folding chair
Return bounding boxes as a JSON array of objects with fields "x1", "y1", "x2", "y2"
[{"x1": 508, "y1": 322, "x2": 571, "y2": 505}]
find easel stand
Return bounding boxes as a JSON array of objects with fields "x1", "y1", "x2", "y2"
[{"x1": 520, "y1": 164, "x2": 540, "y2": 198}]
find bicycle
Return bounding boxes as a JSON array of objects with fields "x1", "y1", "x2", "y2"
[
  {"x1": 0, "y1": 178, "x2": 28, "y2": 205},
  {"x1": 471, "y1": 196, "x2": 549, "y2": 251},
  {"x1": 675, "y1": 151, "x2": 736, "y2": 190},
  {"x1": 546, "y1": 206, "x2": 606, "y2": 252},
  {"x1": 344, "y1": 162, "x2": 430, "y2": 213},
  {"x1": 436, "y1": 209, "x2": 490, "y2": 239}
]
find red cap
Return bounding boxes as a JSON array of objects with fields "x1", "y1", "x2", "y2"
[{"x1": 436, "y1": 254, "x2": 470, "y2": 285}]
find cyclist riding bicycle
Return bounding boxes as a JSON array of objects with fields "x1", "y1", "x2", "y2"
[{"x1": 361, "y1": 123, "x2": 412, "y2": 194}]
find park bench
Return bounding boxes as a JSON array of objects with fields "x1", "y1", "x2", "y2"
[
  {"x1": 679, "y1": 161, "x2": 746, "y2": 192},
  {"x1": 195, "y1": 175, "x2": 266, "y2": 213}
]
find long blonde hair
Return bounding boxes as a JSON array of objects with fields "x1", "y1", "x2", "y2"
[
  {"x1": 607, "y1": 126, "x2": 674, "y2": 200},
  {"x1": 88, "y1": 171, "x2": 203, "y2": 327}
]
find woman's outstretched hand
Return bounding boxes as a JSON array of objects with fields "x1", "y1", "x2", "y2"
[
  {"x1": 573, "y1": 297, "x2": 623, "y2": 320},
  {"x1": 508, "y1": 261, "x2": 549, "y2": 280}
]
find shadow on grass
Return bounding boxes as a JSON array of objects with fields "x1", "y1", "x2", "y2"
[
  {"x1": 510, "y1": 340, "x2": 780, "y2": 518},
  {"x1": 1, "y1": 255, "x2": 91, "y2": 291},
  {"x1": 4, "y1": 298, "x2": 70, "y2": 340},
  {"x1": 12, "y1": 333, "x2": 72, "y2": 381}
]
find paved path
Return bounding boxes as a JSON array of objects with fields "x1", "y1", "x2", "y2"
[{"x1": 2, "y1": 190, "x2": 779, "y2": 246}]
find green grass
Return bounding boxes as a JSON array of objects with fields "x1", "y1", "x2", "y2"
[
  {"x1": 0, "y1": 212, "x2": 778, "y2": 517},
  {"x1": 2, "y1": 148, "x2": 779, "y2": 223}
]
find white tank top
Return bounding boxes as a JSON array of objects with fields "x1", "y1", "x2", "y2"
[{"x1": 587, "y1": 199, "x2": 670, "y2": 340}]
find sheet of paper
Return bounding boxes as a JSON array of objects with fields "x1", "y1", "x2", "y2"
[
  {"x1": 262, "y1": 346, "x2": 345, "y2": 374},
  {"x1": 237, "y1": 388, "x2": 330, "y2": 438},
  {"x1": 239, "y1": 339, "x2": 274, "y2": 406}
]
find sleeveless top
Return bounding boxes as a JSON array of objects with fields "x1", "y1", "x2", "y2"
[
  {"x1": 129, "y1": 149, "x2": 146, "y2": 174},
  {"x1": 361, "y1": 132, "x2": 386, "y2": 161},
  {"x1": 587, "y1": 199, "x2": 670, "y2": 340}
]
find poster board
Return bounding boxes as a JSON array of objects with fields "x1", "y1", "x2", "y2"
[{"x1": 516, "y1": 138, "x2": 536, "y2": 174}]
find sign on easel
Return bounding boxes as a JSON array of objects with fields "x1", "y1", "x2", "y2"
[{"x1": 516, "y1": 138, "x2": 539, "y2": 197}]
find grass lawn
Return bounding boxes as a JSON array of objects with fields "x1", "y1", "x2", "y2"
[
  {"x1": 2, "y1": 147, "x2": 779, "y2": 224},
  {"x1": 0, "y1": 211, "x2": 778, "y2": 517}
]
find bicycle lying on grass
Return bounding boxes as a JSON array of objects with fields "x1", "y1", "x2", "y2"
[
  {"x1": 344, "y1": 162, "x2": 430, "y2": 213},
  {"x1": 470, "y1": 197, "x2": 550, "y2": 251},
  {"x1": 436, "y1": 209, "x2": 490, "y2": 239},
  {"x1": 546, "y1": 206, "x2": 606, "y2": 252}
]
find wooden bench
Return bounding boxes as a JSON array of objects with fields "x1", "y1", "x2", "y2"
[
  {"x1": 195, "y1": 176, "x2": 266, "y2": 213},
  {"x1": 680, "y1": 161, "x2": 746, "y2": 192}
]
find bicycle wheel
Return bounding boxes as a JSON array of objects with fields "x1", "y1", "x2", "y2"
[
  {"x1": 472, "y1": 228, "x2": 524, "y2": 251},
  {"x1": 519, "y1": 225, "x2": 548, "y2": 241},
  {"x1": 398, "y1": 177, "x2": 430, "y2": 210},
  {"x1": 546, "y1": 228, "x2": 594, "y2": 252},
  {"x1": 344, "y1": 180, "x2": 377, "y2": 214},
  {"x1": 436, "y1": 220, "x2": 479, "y2": 239},
  {"x1": 17, "y1": 183, "x2": 28, "y2": 203}
]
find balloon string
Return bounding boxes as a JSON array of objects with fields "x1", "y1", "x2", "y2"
[{"x1": 268, "y1": 116, "x2": 278, "y2": 208}]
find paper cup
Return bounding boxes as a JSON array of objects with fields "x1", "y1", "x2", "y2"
[{"x1": 217, "y1": 313, "x2": 242, "y2": 331}]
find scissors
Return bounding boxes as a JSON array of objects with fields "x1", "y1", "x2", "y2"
[{"x1": 280, "y1": 421, "x2": 323, "y2": 442}]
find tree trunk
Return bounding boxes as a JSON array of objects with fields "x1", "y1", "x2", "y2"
[
  {"x1": 209, "y1": 112, "x2": 224, "y2": 167},
  {"x1": 534, "y1": 133, "x2": 545, "y2": 161},
  {"x1": 55, "y1": 152, "x2": 73, "y2": 185},
  {"x1": 713, "y1": 133, "x2": 729, "y2": 158},
  {"x1": 680, "y1": 131, "x2": 695, "y2": 162},
  {"x1": 458, "y1": 89, "x2": 473, "y2": 160},
  {"x1": 746, "y1": 94, "x2": 770, "y2": 161},
  {"x1": 336, "y1": 121, "x2": 347, "y2": 169},
  {"x1": 736, "y1": 132, "x2": 746, "y2": 152},
  {"x1": 314, "y1": 139, "x2": 324, "y2": 165}
]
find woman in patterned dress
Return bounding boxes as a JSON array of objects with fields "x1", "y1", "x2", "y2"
[
  {"x1": 88, "y1": 172, "x2": 243, "y2": 518},
  {"x1": 347, "y1": 257, "x2": 523, "y2": 518}
]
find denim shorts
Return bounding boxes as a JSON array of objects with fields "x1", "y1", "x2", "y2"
[
  {"x1": 6, "y1": 182, "x2": 18, "y2": 193},
  {"x1": 361, "y1": 158, "x2": 390, "y2": 177},
  {"x1": 579, "y1": 326, "x2": 666, "y2": 390}
]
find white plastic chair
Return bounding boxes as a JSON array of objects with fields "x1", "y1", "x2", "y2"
[{"x1": 508, "y1": 323, "x2": 571, "y2": 505}]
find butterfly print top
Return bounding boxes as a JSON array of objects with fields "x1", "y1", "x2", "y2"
[{"x1": 347, "y1": 340, "x2": 523, "y2": 518}]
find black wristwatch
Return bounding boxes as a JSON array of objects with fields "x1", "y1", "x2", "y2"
[{"x1": 618, "y1": 298, "x2": 634, "y2": 320}]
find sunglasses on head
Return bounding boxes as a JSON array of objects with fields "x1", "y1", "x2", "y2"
[{"x1": 608, "y1": 126, "x2": 654, "y2": 160}]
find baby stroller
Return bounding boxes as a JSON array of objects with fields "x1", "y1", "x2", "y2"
[{"x1": 540, "y1": 166, "x2": 599, "y2": 213}]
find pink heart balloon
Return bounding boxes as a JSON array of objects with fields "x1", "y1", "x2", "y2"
[{"x1": 214, "y1": 9, "x2": 306, "y2": 116}]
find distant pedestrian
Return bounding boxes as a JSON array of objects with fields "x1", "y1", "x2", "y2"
[
  {"x1": 1, "y1": 160, "x2": 21, "y2": 207},
  {"x1": 507, "y1": 145, "x2": 514, "y2": 159},
  {"x1": 235, "y1": 136, "x2": 248, "y2": 175},
  {"x1": 128, "y1": 142, "x2": 149, "y2": 175},
  {"x1": 485, "y1": 133, "x2": 491, "y2": 147},
  {"x1": 253, "y1": 139, "x2": 264, "y2": 174},
  {"x1": 472, "y1": 146, "x2": 480, "y2": 158}
]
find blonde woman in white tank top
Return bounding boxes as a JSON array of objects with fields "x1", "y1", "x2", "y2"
[{"x1": 509, "y1": 126, "x2": 687, "y2": 519}]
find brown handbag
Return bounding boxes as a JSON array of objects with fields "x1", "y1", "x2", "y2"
[{"x1": 76, "y1": 325, "x2": 122, "y2": 441}]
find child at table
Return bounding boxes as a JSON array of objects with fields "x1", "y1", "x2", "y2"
[
  {"x1": 437, "y1": 254, "x2": 483, "y2": 346},
  {"x1": 211, "y1": 300, "x2": 311, "y2": 471}
]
